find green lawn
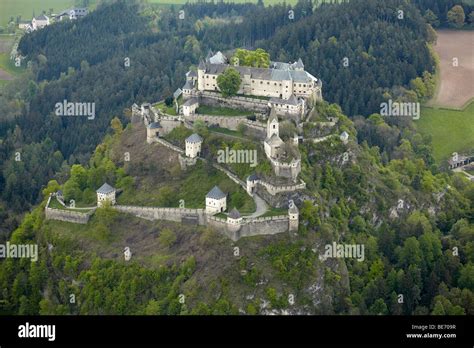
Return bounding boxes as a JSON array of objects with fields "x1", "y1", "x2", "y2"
[
  {"x1": 259, "y1": 207, "x2": 287, "y2": 218},
  {"x1": 197, "y1": 105, "x2": 253, "y2": 116},
  {"x1": 209, "y1": 127, "x2": 244, "y2": 137},
  {"x1": 154, "y1": 101, "x2": 178, "y2": 115},
  {"x1": 0, "y1": 35, "x2": 25, "y2": 81},
  {"x1": 0, "y1": 52, "x2": 25, "y2": 76},
  {"x1": 416, "y1": 102, "x2": 474, "y2": 163},
  {"x1": 48, "y1": 196, "x2": 94, "y2": 212},
  {"x1": 118, "y1": 161, "x2": 256, "y2": 213}
]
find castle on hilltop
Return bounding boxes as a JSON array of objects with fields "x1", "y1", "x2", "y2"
[{"x1": 182, "y1": 50, "x2": 322, "y2": 117}]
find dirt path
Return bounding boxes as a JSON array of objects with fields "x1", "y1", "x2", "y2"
[{"x1": 429, "y1": 30, "x2": 474, "y2": 109}]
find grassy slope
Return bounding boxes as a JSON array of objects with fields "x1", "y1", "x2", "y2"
[
  {"x1": 417, "y1": 102, "x2": 474, "y2": 162},
  {"x1": 110, "y1": 123, "x2": 256, "y2": 212}
]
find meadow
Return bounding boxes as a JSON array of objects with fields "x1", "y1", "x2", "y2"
[
  {"x1": 0, "y1": 0, "x2": 342, "y2": 28},
  {"x1": 0, "y1": 34, "x2": 25, "y2": 83},
  {"x1": 0, "y1": 0, "x2": 77, "y2": 27},
  {"x1": 417, "y1": 102, "x2": 474, "y2": 163}
]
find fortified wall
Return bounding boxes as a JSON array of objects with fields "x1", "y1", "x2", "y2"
[
  {"x1": 44, "y1": 196, "x2": 95, "y2": 224},
  {"x1": 113, "y1": 205, "x2": 294, "y2": 241},
  {"x1": 185, "y1": 91, "x2": 269, "y2": 113},
  {"x1": 207, "y1": 215, "x2": 291, "y2": 241},
  {"x1": 114, "y1": 205, "x2": 207, "y2": 225}
]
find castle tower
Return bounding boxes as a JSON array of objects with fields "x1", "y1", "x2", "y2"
[
  {"x1": 294, "y1": 58, "x2": 304, "y2": 71},
  {"x1": 205, "y1": 186, "x2": 227, "y2": 215},
  {"x1": 146, "y1": 122, "x2": 162, "y2": 143},
  {"x1": 197, "y1": 60, "x2": 206, "y2": 91},
  {"x1": 185, "y1": 133, "x2": 202, "y2": 158},
  {"x1": 246, "y1": 174, "x2": 259, "y2": 196},
  {"x1": 96, "y1": 183, "x2": 116, "y2": 207},
  {"x1": 288, "y1": 202, "x2": 299, "y2": 232},
  {"x1": 267, "y1": 108, "x2": 279, "y2": 138}
]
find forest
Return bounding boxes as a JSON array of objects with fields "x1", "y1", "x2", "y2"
[{"x1": 0, "y1": 0, "x2": 472, "y2": 315}]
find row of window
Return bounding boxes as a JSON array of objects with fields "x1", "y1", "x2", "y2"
[{"x1": 204, "y1": 75, "x2": 309, "y2": 89}]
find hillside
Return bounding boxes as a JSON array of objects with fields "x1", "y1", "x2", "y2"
[
  {"x1": 0, "y1": 0, "x2": 473, "y2": 319},
  {"x1": 2, "y1": 99, "x2": 473, "y2": 315}
]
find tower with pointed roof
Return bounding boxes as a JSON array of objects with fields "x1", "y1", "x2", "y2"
[
  {"x1": 96, "y1": 183, "x2": 116, "y2": 207},
  {"x1": 185, "y1": 133, "x2": 202, "y2": 158},
  {"x1": 146, "y1": 121, "x2": 162, "y2": 143},
  {"x1": 264, "y1": 109, "x2": 284, "y2": 159},
  {"x1": 197, "y1": 60, "x2": 206, "y2": 91},
  {"x1": 205, "y1": 186, "x2": 227, "y2": 214},
  {"x1": 267, "y1": 108, "x2": 279, "y2": 138},
  {"x1": 288, "y1": 201, "x2": 299, "y2": 232}
]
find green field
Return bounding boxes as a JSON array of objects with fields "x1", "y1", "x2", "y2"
[
  {"x1": 0, "y1": 0, "x2": 341, "y2": 27},
  {"x1": 416, "y1": 102, "x2": 474, "y2": 163},
  {"x1": 0, "y1": 51, "x2": 25, "y2": 76},
  {"x1": 0, "y1": 34, "x2": 25, "y2": 82},
  {"x1": 0, "y1": 0, "x2": 78, "y2": 27}
]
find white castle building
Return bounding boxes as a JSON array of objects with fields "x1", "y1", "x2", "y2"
[
  {"x1": 185, "y1": 133, "x2": 203, "y2": 158},
  {"x1": 31, "y1": 14, "x2": 50, "y2": 30},
  {"x1": 183, "y1": 50, "x2": 322, "y2": 117},
  {"x1": 205, "y1": 186, "x2": 227, "y2": 214},
  {"x1": 96, "y1": 183, "x2": 116, "y2": 207}
]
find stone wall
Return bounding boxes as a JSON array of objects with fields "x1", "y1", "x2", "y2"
[
  {"x1": 256, "y1": 186, "x2": 311, "y2": 209},
  {"x1": 269, "y1": 157, "x2": 301, "y2": 181},
  {"x1": 186, "y1": 91, "x2": 269, "y2": 113},
  {"x1": 243, "y1": 120, "x2": 266, "y2": 139},
  {"x1": 257, "y1": 179, "x2": 306, "y2": 195},
  {"x1": 114, "y1": 205, "x2": 206, "y2": 225},
  {"x1": 44, "y1": 196, "x2": 95, "y2": 224},
  {"x1": 207, "y1": 215, "x2": 289, "y2": 241},
  {"x1": 45, "y1": 208, "x2": 94, "y2": 224},
  {"x1": 114, "y1": 205, "x2": 292, "y2": 241},
  {"x1": 160, "y1": 118, "x2": 183, "y2": 135},
  {"x1": 150, "y1": 137, "x2": 184, "y2": 154},
  {"x1": 179, "y1": 154, "x2": 198, "y2": 169},
  {"x1": 212, "y1": 163, "x2": 246, "y2": 188},
  {"x1": 186, "y1": 114, "x2": 248, "y2": 131}
]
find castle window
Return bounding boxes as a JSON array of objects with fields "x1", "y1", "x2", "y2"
[
  {"x1": 303, "y1": 84, "x2": 306, "y2": 87},
  {"x1": 213, "y1": 76, "x2": 215, "y2": 79},
  {"x1": 267, "y1": 82, "x2": 270, "y2": 85}
]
